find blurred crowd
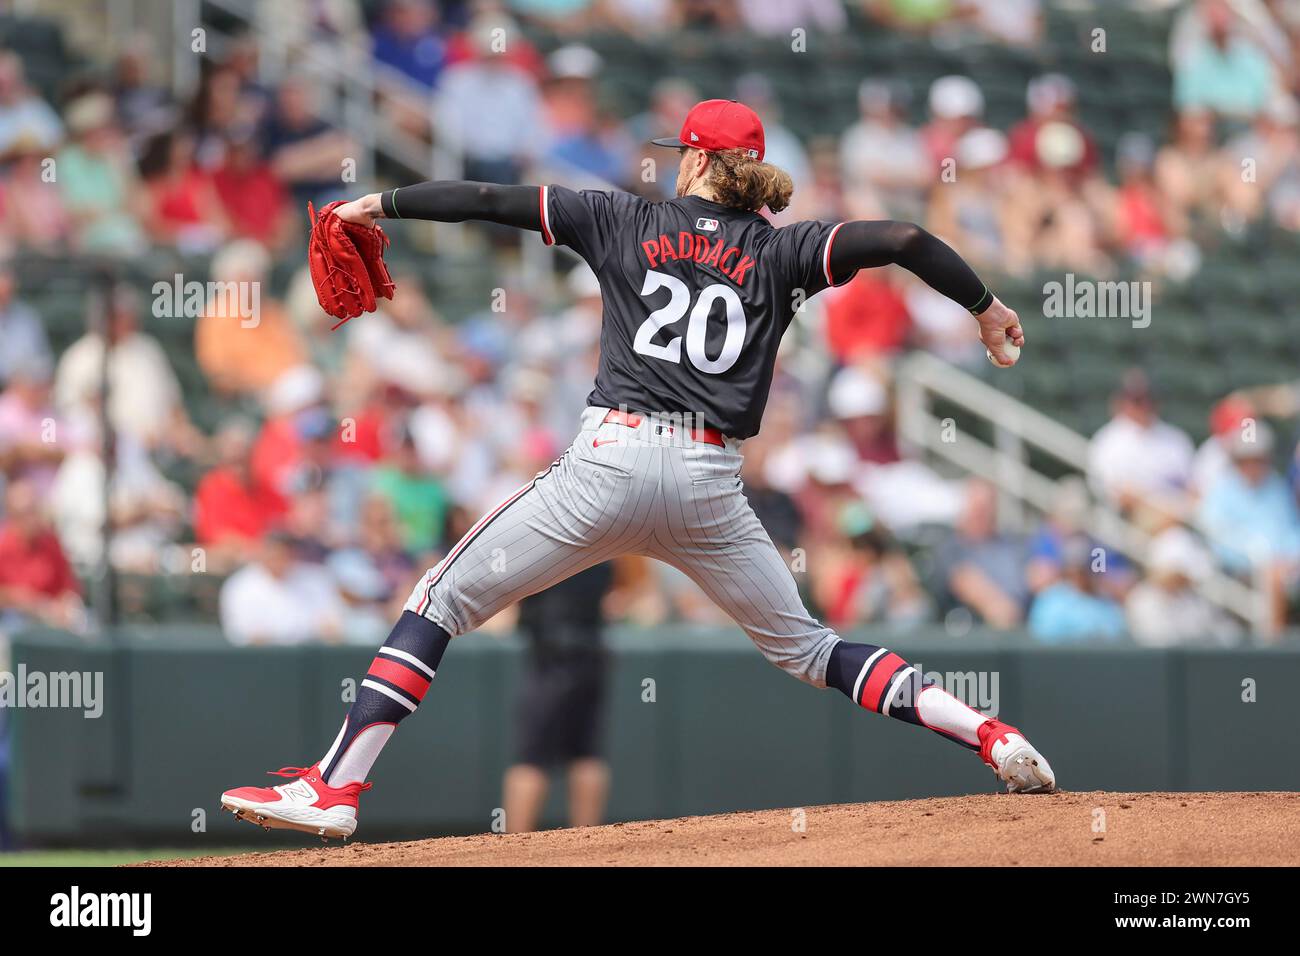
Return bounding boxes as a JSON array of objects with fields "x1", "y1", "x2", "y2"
[{"x1": 2, "y1": 0, "x2": 1300, "y2": 648}]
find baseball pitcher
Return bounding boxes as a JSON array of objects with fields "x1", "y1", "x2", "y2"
[{"x1": 221, "y1": 100, "x2": 1054, "y2": 839}]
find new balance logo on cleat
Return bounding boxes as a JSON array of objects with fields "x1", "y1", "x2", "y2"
[{"x1": 220, "y1": 764, "x2": 371, "y2": 840}]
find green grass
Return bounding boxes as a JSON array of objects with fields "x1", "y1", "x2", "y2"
[{"x1": 0, "y1": 847, "x2": 256, "y2": 867}]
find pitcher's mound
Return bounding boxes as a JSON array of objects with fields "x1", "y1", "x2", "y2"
[{"x1": 152, "y1": 791, "x2": 1300, "y2": 866}]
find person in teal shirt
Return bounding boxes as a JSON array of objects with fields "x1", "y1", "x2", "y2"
[
  {"x1": 1198, "y1": 423, "x2": 1300, "y2": 575},
  {"x1": 1174, "y1": 9, "x2": 1277, "y2": 120},
  {"x1": 57, "y1": 93, "x2": 148, "y2": 256},
  {"x1": 1028, "y1": 536, "x2": 1127, "y2": 643}
]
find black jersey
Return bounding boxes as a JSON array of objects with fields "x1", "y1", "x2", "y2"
[{"x1": 541, "y1": 186, "x2": 853, "y2": 440}]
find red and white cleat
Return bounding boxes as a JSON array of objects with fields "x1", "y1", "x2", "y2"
[
  {"x1": 220, "y1": 765, "x2": 371, "y2": 839},
  {"x1": 978, "y1": 720, "x2": 1057, "y2": 794}
]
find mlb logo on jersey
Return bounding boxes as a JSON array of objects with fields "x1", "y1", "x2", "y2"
[{"x1": 696, "y1": 217, "x2": 719, "y2": 232}]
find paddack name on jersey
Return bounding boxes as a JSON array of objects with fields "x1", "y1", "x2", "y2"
[{"x1": 640, "y1": 231, "x2": 757, "y2": 287}]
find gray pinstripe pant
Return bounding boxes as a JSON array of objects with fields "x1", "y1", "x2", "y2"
[{"x1": 404, "y1": 406, "x2": 841, "y2": 686}]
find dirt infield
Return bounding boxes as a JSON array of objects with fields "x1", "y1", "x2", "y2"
[{"x1": 154, "y1": 791, "x2": 1300, "y2": 866}]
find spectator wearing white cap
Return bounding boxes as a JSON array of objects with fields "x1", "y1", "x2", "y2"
[
  {"x1": 1126, "y1": 527, "x2": 1239, "y2": 646},
  {"x1": 540, "y1": 45, "x2": 636, "y2": 188},
  {"x1": 247, "y1": 364, "x2": 332, "y2": 516},
  {"x1": 782, "y1": 429, "x2": 866, "y2": 553},
  {"x1": 828, "y1": 366, "x2": 898, "y2": 465},
  {"x1": 1023, "y1": 143, "x2": 1113, "y2": 273},
  {"x1": 920, "y1": 75, "x2": 984, "y2": 173},
  {"x1": 1007, "y1": 74, "x2": 1099, "y2": 179}
]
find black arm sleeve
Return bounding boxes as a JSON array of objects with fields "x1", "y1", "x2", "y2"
[
  {"x1": 379, "y1": 181, "x2": 542, "y2": 231},
  {"x1": 828, "y1": 220, "x2": 994, "y2": 315}
]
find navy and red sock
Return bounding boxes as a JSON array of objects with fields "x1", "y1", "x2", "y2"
[
  {"x1": 320, "y1": 611, "x2": 451, "y2": 784},
  {"x1": 826, "y1": 640, "x2": 982, "y2": 751}
]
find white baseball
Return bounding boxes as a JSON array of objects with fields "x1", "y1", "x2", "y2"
[{"x1": 986, "y1": 342, "x2": 1021, "y2": 366}]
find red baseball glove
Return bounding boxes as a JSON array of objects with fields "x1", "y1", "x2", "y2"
[{"x1": 307, "y1": 200, "x2": 396, "y2": 330}]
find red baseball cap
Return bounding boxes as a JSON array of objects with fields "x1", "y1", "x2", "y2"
[{"x1": 651, "y1": 99, "x2": 765, "y2": 161}]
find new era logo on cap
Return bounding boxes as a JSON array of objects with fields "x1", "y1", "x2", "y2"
[{"x1": 651, "y1": 99, "x2": 765, "y2": 162}]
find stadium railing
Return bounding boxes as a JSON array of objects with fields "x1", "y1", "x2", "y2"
[{"x1": 897, "y1": 351, "x2": 1272, "y2": 634}]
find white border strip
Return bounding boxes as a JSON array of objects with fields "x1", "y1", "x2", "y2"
[
  {"x1": 362, "y1": 679, "x2": 417, "y2": 713},
  {"x1": 881, "y1": 666, "x2": 916, "y2": 717},
  {"x1": 821, "y1": 221, "x2": 845, "y2": 286}
]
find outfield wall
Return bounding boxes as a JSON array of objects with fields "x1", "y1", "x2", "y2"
[{"x1": 4, "y1": 627, "x2": 1295, "y2": 846}]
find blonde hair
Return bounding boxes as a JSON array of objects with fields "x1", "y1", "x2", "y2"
[{"x1": 705, "y1": 148, "x2": 794, "y2": 214}]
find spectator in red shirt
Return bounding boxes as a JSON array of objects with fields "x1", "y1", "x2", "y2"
[
  {"x1": 822, "y1": 269, "x2": 911, "y2": 362},
  {"x1": 139, "y1": 129, "x2": 229, "y2": 254},
  {"x1": 1007, "y1": 74, "x2": 1099, "y2": 180},
  {"x1": 249, "y1": 366, "x2": 330, "y2": 513},
  {"x1": 822, "y1": 506, "x2": 931, "y2": 629},
  {"x1": 194, "y1": 420, "x2": 281, "y2": 568},
  {"x1": 334, "y1": 383, "x2": 413, "y2": 466},
  {"x1": 212, "y1": 126, "x2": 291, "y2": 251},
  {"x1": 0, "y1": 480, "x2": 83, "y2": 631},
  {"x1": 1112, "y1": 132, "x2": 1179, "y2": 271}
]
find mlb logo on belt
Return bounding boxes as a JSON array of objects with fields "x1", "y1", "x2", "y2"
[{"x1": 696, "y1": 217, "x2": 718, "y2": 232}]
